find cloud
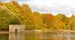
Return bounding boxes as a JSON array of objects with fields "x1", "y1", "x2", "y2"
[
  {"x1": 29, "y1": 4, "x2": 75, "y2": 17},
  {"x1": 21, "y1": 0, "x2": 75, "y2": 17},
  {"x1": 0, "y1": 0, "x2": 8, "y2": 1},
  {"x1": 1, "y1": 0, "x2": 75, "y2": 17},
  {"x1": 0, "y1": 0, "x2": 31, "y2": 2},
  {"x1": 16, "y1": 0, "x2": 31, "y2": 2}
]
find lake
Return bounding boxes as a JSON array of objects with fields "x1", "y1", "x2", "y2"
[{"x1": 0, "y1": 30, "x2": 75, "y2": 40}]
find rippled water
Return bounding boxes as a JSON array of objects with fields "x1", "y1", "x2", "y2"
[{"x1": 0, "y1": 31, "x2": 75, "y2": 40}]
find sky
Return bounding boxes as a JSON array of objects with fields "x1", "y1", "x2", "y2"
[{"x1": 1, "y1": 0, "x2": 75, "y2": 17}]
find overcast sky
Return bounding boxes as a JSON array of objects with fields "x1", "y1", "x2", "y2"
[{"x1": 1, "y1": 0, "x2": 75, "y2": 17}]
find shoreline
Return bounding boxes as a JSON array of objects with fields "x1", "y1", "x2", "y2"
[
  {"x1": 0, "y1": 31, "x2": 9, "y2": 34},
  {"x1": 0, "y1": 30, "x2": 75, "y2": 34}
]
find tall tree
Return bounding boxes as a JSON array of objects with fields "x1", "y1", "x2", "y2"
[
  {"x1": 33, "y1": 11, "x2": 43, "y2": 29},
  {"x1": 0, "y1": 5, "x2": 14, "y2": 30},
  {"x1": 20, "y1": 4, "x2": 35, "y2": 30},
  {"x1": 55, "y1": 14, "x2": 68, "y2": 24},
  {"x1": 41, "y1": 14, "x2": 55, "y2": 30},
  {"x1": 67, "y1": 15, "x2": 75, "y2": 30}
]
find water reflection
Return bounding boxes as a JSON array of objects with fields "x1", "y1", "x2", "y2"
[
  {"x1": 0, "y1": 31, "x2": 75, "y2": 40},
  {"x1": 0, "y1": 34, "x2": 8, "y2": 40},
  {"x1": 9, "y1": 33, "x2": 25, "y2": 40},
  {"x1": 25, "y1": 30, "x2": 35, "y2": 40}
]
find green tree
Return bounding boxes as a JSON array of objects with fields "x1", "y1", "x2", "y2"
[
  {"x1": 9, "y1": 18, "x2": 21, "y2": 25},
  {"x1": 0, "y1": 6, "x2": 14, "y2": 31}
]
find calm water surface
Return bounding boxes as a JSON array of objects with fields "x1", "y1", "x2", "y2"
[{"x1": 0, "y1": 31, "x2": 75, "y2": 40}]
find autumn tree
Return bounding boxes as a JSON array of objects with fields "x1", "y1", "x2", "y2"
[
  {"x1": 4, "y1": 2, "x2": 35, "y2": 30},
  {"x1": 55, "y1": 14, "x2": 69, "y2": 30},
  {"x1": 3, "y1": 2, "x2": 20, "y2": 14},
  {"x1": 52, "y1": 19, "x2": 66, "y2": 30},
  {"x1": 41, "y1": 14, "x2": 55, "y2": 30},
  {"x1": 20, "y1": 4, "x2": 35, "y2": 30},
  {"x1": 11, "y1": 1, "x2": 22, "y2": 13},
  {"x1": 42, "y1": 14, "x2": 66, "y2": 30},
  {"x1": 0, "y1": 1, "x2": 69, "y2": 30},
  {"x1": 0, "y1": 1, "x2": 3, "y2": 6},
  {"x1": 33, "y1": 11, "x2": 43, "y2": 30},
  {"x1": 67, "y1": 15, "x2": 75, "y2": 30},
  {"x1": 55, "y1": 14, "x2": 68, "y2": 24}
]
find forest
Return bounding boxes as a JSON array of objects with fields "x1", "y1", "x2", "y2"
[{"x1": 0, "y1": 1, "x2": 75, "y2": 31}]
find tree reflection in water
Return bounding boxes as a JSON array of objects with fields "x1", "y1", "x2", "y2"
[
  {"x1": 0, "y1": 31, "x2": 75, "y2": 40},
  {"x1": 0, "y1": 34, "x2": 8, "y2": 40},
  {"x1": 9, "y1": 33, "x2": 25, "y2": 40}
]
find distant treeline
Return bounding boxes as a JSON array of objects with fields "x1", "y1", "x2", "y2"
[{"x1": 0, "y1": 1, "x2": 75, "y2": 31}]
